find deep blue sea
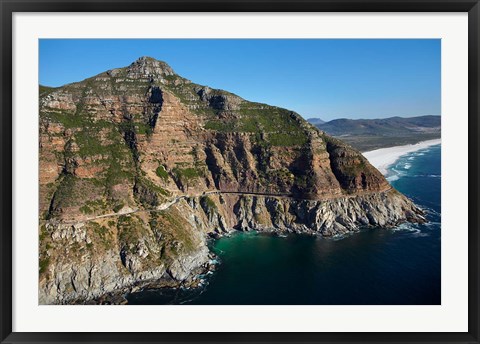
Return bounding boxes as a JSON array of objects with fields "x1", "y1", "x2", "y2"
[{"x1": 127, "y1": 144, "x2": 441, "y2": 305}]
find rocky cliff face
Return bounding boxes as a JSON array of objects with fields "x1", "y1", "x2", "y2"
[{"x1": 39, "y1": 56, "x2": 425, "y2": 304}]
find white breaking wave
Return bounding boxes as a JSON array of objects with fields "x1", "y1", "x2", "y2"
[
  {"x1": 411, "y1": 232, "x2": 430, "y2": 238},
  {"x1": 386, "y1": 175, "x2": 400, "y2": 182},
  {"x1": 363, "y1": 139, "x2": 441, "y2": 175}
]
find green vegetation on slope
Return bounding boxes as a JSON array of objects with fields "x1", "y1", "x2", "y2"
[
  {"x1": 155, "y1": 164, "x2": 169, "y2": 182},
  {"x1": 204, "y1": 104, "x2": 309, "y2": 147}
]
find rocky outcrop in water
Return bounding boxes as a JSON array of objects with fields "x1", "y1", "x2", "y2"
[{"x1": 39, "y1": 56, "x2": 425, "y2": 304}]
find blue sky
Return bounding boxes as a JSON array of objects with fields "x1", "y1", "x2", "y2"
[{"x1": 39, "y1": 39, "x2": 440, "y2": 121}]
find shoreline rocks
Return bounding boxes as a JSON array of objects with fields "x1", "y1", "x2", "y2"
[{"x1": 40, "y1": 189, "x2": 425, "y2": 305}]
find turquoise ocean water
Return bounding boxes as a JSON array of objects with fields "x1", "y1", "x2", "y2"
[{"x1": 127, "y1": 144, "x2": 441, "y2": 305}]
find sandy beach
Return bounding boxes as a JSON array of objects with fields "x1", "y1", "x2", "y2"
[{"x1": 363, "y1": 139, "x2": 441, "y2": 175}]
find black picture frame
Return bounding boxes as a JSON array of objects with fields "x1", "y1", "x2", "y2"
[{"x1": 1, "y1": 1, "x2": 479, "y2": 343}]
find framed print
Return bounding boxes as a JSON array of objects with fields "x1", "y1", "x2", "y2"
[{"x1": 1, "y1": 1, "x2": 479, "y2": 343}]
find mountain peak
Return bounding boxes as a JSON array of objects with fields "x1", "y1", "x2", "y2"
[
  {"x1": 127, "y1": 56, "x2": 175, "y2": 77},
  {"x1": 131, "y1": 55, "x2": 165, "y2": 66},
  {"x1": 106, "y1": 56, "x2": 176, "y2": 79},
  {"x1": 135, "y1": 55, "x2": 157, "y2": 62}
]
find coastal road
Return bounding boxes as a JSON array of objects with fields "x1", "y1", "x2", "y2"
[
  {"x1": 58, "y1": 190, "x2": 296, "y2": 225},
  {"x1": 55, "y1": 188, "x2": 390, "y2": 226}
]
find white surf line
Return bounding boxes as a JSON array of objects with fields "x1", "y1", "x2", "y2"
[{"x1": 362, "y1": 139, "x2": 441, "y2": 176}]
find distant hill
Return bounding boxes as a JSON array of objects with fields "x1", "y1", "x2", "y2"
[
  {"x1": 307, "y1": 118, "x2": 325, "y2": 126},
  {"x1": 313, "y1": 115, "x2": 441, "y2": 152},
  {"x1": 317, "y1": 116, "x2": 440, "y2": 136}
]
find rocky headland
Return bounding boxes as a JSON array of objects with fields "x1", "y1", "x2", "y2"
[{"x1": 39, "y1": 57, "x2": 425, "y2": 304}]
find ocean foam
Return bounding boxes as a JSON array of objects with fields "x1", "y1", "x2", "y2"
[
  {"x1": 386, "y1": 175, "x2": 399, "y2": 182},
  {"x1": 363, "y1": 139, "x2": 441, "y2": 176}
]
